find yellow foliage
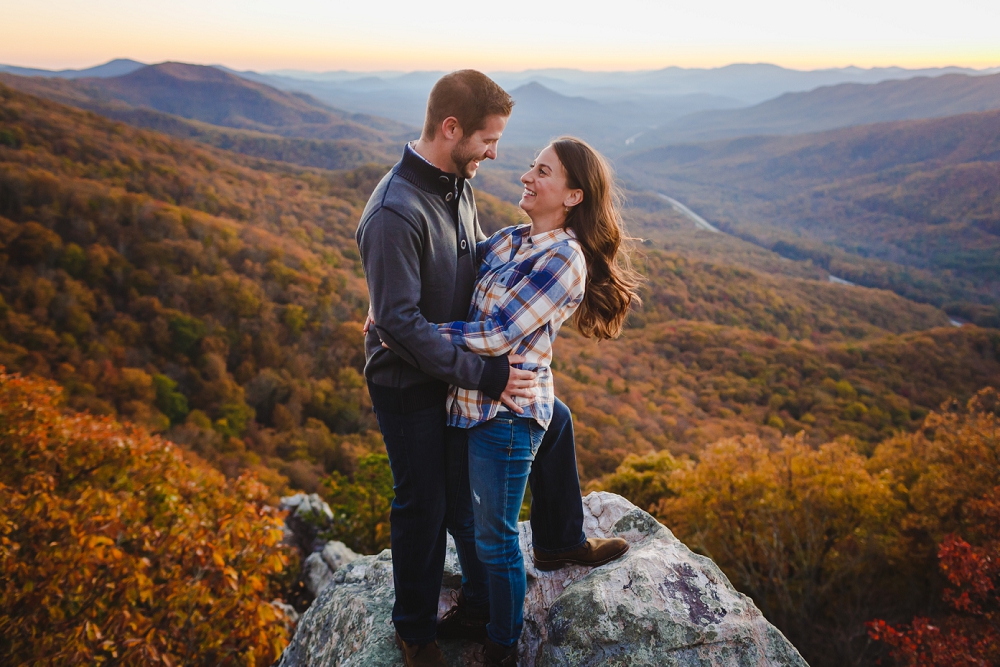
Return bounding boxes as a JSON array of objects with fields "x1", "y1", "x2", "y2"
[{"x1": 868, "y1": 387, "x2": 1000, "y2": 554}]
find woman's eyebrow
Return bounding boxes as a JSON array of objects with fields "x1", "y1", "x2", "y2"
[{"x1": 537, "y1": 162, "x2": 552, "y2": 172}]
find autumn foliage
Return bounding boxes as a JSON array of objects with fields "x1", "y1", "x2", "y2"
[
  {"x1": 869, "y1": 392, "x2": 1000, "y2": 667},
  {"x1": 868, "y1": 487, "x2": 1000, "y2": 665},
  {"x1": 0, "y1": 371, "x2": 291, "y2": 665},
  {"x1": 597, "y1": 387, "x2": 1000, "y2": 666},
  {"x1": 1, "y1": 71, "x2": 1000, "y2": 667}
]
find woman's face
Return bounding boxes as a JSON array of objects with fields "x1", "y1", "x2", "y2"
[{"x1": 519, "y1": 145, "x2": 578, "y2": 220}]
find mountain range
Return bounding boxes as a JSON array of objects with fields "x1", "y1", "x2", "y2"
[
  {"x1": 3, "y1": 78, "x2": 995, "y2": 484},
  {"x1": 0, "y1": 63, "x2": 417, "y2": 170},
  {"x1": 228, "y1": 62, "x2": 1000, "y2": 123},
  {"x1": 8, "y1": 59, "x2": 1000, "y2": 150},
  {"x1": 620, "y1": 108, "x2": 1000, "y2": 320},
  {"x1": 71, "y1": 62, "x2": 413, "y2": 141},
  {"x1": 633, "y1": 72, "x2": 1000, "y2": 147},
  {"x1": 4, "y1": 53, "x2": 1000, "y2": 667},
  {"x1": 3, "y1": 58, "x2": 998, "y2": 326},
  {"x1": 0, "y1": 58, "x2": 145, "y2": 79}
]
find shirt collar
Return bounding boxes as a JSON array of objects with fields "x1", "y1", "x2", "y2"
[
  {"x1": 519, "y1": 225, "x2": 577, "y2": 251},
  {"x1": 408, "y1": 141, "x2": 436, "y2": 168}
]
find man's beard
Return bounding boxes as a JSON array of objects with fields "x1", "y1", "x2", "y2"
[{"x1": 451, "y1": 139, "x2": 484, "y2": 179}]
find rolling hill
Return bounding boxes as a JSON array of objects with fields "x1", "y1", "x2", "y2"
[
  {"x1": 489, "y1": 63, "x2": 1000, "y2": 106},
  {"x1": 4, "y1": 60, "x2": 1000, "y2": 667},
  {"x1": 0, "y1": 67, "x2": 413, "y2": 170},
  {"x1": 621, "y1": 109, "x2": 1000, "y2": 322},
  {"x1": 0, "y1": 58, "x2": 145, "y2": 79},
  {"x1": 635, "y1": 72, "x2": 1000, "y2": 148},
  {"x1": 500, "y1": 82, "x2": 616, "y2": 146},
  {"x1": 76, "y1": 62, "x2": 415, "y2": 141},
  {"x1": 234, "y1": 63, "x2": 1000, "y2": 131}
]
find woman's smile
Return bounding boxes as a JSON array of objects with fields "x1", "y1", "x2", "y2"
[{"x1": 518, "y1": 144, "x2": 583, "y2": 235}]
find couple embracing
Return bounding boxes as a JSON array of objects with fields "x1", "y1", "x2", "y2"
[{"x1": 356, "y1": 70, "x2": 641, "y2": 667}]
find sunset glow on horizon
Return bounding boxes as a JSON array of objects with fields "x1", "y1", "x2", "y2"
[{"x1": 4, "y1": 0, "x2": 999, "y2": 73}]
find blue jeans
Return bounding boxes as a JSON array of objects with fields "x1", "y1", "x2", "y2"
[
  {"x1": 373, "y1": 381, "x2": 585, "y2": 644},
  {"x1": 467, "y1": 413, "x2": 546, "y2": 647}
]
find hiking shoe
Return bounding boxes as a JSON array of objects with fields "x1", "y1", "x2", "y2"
[
  {"x1": 395, "y1": 632, "x2": 448, "y2": 667},
  {"x1": 437, "y1": 589, "x2": 489, "y2": 643},
  {"x1": 532, "y1": 537, "x2": 629, "y2": 571},
  {"x1": 481, "y1": 637, "x2": 518, "y2": 667}
]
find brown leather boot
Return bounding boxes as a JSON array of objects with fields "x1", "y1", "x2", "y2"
[
  {"x1": 437, "y1": 589, "x2": 489, "y2": 643},
  {"x1": 394, "y1": 632, "x2": 448, "y2": 667},
  {"x1": 532, "y1": 537, "x2": 629, "y2": 571},
  {"x1": 481, "y1": 637, "x2": 518, "y2": 667}
]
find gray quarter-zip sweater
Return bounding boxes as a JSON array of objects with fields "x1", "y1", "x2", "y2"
[{"x1": 356, "y1": 144, "x2": 508, "y2": 409}]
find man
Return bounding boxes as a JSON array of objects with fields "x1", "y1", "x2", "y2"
[{"x1": 356, "y1": 70, "x2": 627, "y2": 667}]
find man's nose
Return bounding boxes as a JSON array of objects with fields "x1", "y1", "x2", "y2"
[{"x1": 485, "y1": 145, "x2": 497, "y2": 160}]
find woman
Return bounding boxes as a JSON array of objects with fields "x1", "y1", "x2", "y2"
[{"x1": 437, "y1": 137, "x2": 642, "y2": 665}]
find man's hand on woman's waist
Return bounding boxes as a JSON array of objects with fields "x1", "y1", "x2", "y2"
[{"x1": 501, "y1": 353, "x2": 536, "y2": 414}]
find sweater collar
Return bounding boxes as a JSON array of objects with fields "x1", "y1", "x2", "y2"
[{"x1": 396, "y1": 142, "x2": 465, "y2": 199}]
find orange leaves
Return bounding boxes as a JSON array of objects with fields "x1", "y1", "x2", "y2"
[{"x1": 0, "y1": 371, "x2": 292, "y2": 666}]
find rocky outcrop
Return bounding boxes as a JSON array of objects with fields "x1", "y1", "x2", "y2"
[
  {"x1": 279, "y1": 493, "x2": 360, "y2": 598},
  {"x1": 278, "y1": 492, "x2": 808, "y2": 667},
  {"x1": 280, "y1": 493, "x2": 337, "y2": 555},
  {"x1": 302, "y1": 541, "x2": 361, "y2": 598}
]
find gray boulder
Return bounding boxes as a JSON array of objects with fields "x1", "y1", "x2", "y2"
[
  {"x1": 321, "y1": 540, "x2": 360, "y2": 572},
  {"x1": 280, "y1": 493, "x2": 337, "y2": 555},
  {"x1": 302, "y1": 552, "x2": 336, "y2": 598},
  {"x1": 302, "y1": 541, "x2": 362, "y2": 598},
  {"x1": 278, "y1": 492, "x2": 808, "y2": 667}
]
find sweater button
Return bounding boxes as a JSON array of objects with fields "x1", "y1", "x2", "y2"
[
  {"x1": 461, "y1": 240, "x2": 467, "y2": 249},
  {"x1": 438, "y1": 175, "x2": 449, "y2": 183},
  {"x1": 445, "y1": 192, "x2": 454, "y2": 201}
]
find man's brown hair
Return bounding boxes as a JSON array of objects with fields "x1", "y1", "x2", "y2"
[{"x1": 423, "y1": 70, "x2": 514, "y2": 139}]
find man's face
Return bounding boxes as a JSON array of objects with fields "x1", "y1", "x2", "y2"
[{"x1": 451, "y1": 114, "x2": 508, "y2": 179}]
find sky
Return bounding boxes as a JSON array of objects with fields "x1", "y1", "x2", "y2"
[{"x1": 3, "y1": 0, "x2": 999, "y2": 73}]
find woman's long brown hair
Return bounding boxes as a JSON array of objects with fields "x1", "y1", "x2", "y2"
[{"x1": 551, "y1": 137, "x2": 642, "y2": 340}]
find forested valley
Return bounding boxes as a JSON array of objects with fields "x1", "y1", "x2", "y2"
[{"x1": 0, "y1": 79, "x2": 998, "y2": 666}]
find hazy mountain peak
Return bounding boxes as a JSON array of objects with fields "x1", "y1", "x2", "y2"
[
  {"x1": 122, "y1": 62, "x2": 264, "y2": 86},
  {"x1": 510, "y1": 81, "x2": 600, "y2": 106},
  {"x1": 0, "y1": 58, "x2": 145, "y2": 79},
  {"x1": 513, "y1": 81, "x2": 552, "y2": 92}
]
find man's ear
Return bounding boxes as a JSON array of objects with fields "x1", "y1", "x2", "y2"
[
  {"x1": 440, "y1": 116, "x2": 463, "y2": 141},
  {"x1": 564, "y1": 189, "x2": 584, "y2": 208}
]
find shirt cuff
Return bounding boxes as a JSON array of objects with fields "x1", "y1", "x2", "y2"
[{"x1": 477, "y1": 355, "x2": 510, "y2": 401}]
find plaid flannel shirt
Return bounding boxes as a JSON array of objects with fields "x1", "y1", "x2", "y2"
[{"x1": 437, "y1": 224, "x2": 586, "y2": 429}]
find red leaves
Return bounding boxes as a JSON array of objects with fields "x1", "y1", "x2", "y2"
[
  {"x1": 868, "y1": 486, "x2": 1000, "y2": 667},
  {"x1": 867, "y1": 617, "x2": 990, "y2": 667},
  {"x1": 940, "y1": 535, "x2": 996, "y2": 615}
]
